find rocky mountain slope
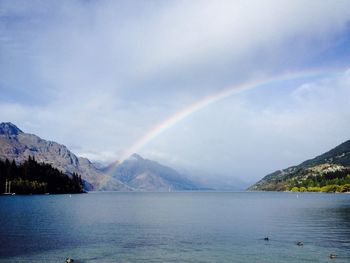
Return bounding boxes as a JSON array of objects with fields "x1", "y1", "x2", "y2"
[
  {"x1": 248, "y1": 140, "x2": 350, "y2": 191},
  {"x1": 101, "y1": 154, "x2": 200, "y2": 191},
  {"x1": 0, "y1": 122, "x2": 128, "y2": 190},
  {"x1": 0, "y1": 122, "x2": 199, "y2": 191}
]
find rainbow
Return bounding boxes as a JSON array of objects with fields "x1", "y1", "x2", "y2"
[{"x1": 98, "y1": 68, "x2": 343, "y2": 189}]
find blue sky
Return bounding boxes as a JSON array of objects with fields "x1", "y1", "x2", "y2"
[{"x1": 1, "y1": 0, "x2": 350, "y2": 184}]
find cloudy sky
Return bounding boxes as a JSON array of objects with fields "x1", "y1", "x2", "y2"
[{"x1": 1, "y1": 0, "x2": 350, "y2": 184}]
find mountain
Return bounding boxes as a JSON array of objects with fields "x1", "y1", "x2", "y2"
[
  {"x1": 0, "y1": 122, "x2": 200, "y2": 192},
  {"x1": 0, "y1": 122, "x2": 118, "y2": 190},
  {"x1": 248, "y1": 140, "x2": 350, "y2": 192},
  {"x1": 0, "y1": 122, "x2": 23, "y2": 135},
  {"x1": 102, "y1": 154, "x2": 200, "y2": 191}
]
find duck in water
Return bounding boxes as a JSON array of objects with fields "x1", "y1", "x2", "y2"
[{"x1": 329, "y1": 253, "x2": 337, "y2": 259}]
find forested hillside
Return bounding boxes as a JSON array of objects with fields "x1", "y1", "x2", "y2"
[
  {"x1": 0, "y1": 156, "x2": 84, "y2": 194},
  {"x1": 249, "y1": 140, "x2": 350, "y2": 192}
]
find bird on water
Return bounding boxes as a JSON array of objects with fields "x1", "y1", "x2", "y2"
[{"x1": 329, "y1": 253, "x2": 337, "y2": 259}]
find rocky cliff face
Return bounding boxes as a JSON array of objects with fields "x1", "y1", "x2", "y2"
[{"x1": 0, "y1": 122, "x2": 109, "y2": 190}]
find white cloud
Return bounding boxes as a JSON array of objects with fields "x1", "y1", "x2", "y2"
[
  {"x1": 114, "y1": 0, "x2": 350, "y2": 76},
  {"x1": 3, "y1": 0, "x2": 349, "y2": 99}
]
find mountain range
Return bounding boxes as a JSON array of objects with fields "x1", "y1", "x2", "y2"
[
  {"x1": 0, "y1": 122, "x2": 200, "y2": 192},
  {"x1": 248, "y1": 139, "x2": 350, "y2": 191},
  {"x1": 3, "y1": 122, "x2": 347, "y2": 193}
]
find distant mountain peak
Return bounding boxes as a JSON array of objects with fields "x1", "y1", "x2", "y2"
[
  {"x1": 0, "y1": 122, "x2": 23, "y2": 135},
  {"x1": 108, "y1": 152, "x2": 200, "y2": 191},
  {"x1": 128, "y1": 153, "x2": 144, "y2": 161}
]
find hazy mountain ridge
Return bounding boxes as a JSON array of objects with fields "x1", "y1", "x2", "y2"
[
  {"x1": 248, "y1": 140, "x2": 350, "y2": 191},
  {"x1": 102, "y1": 154, "x2": 200, "y2": 191},
  {"x1": 0, "y1": 122, "x2": 200, "y2": 192}
]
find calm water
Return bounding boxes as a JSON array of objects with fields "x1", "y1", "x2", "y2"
[{"x1": 0, "y1": 192, "x2": 350, "y2": 263}]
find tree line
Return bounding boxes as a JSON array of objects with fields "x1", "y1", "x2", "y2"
[
  {"x1": 288, "y1": 168, "x2": 350, "y2": 193},
  {"x1": 0, "y1": 156, "x2": 83, "y2": 194}
]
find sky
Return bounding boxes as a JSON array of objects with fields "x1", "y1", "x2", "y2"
[{"x1": 1, "y1": 0, "x2": 350, "y2": 185}]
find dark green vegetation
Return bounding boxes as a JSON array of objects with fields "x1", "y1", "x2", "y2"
[
  {"x1": 0, "y1": 156, "x2": 83, "y2": 194},
  {"x1": 248, "y1": 140, "x2": 350, "y2": 192}
]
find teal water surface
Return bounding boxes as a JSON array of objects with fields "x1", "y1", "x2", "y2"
[{"x1": 0, "y1": 192, "x2": 350, "y2": 262}]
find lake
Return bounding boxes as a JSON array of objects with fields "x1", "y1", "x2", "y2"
[{"x1": 0, "y1": 192, "x2": 349, "y2": 262}]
